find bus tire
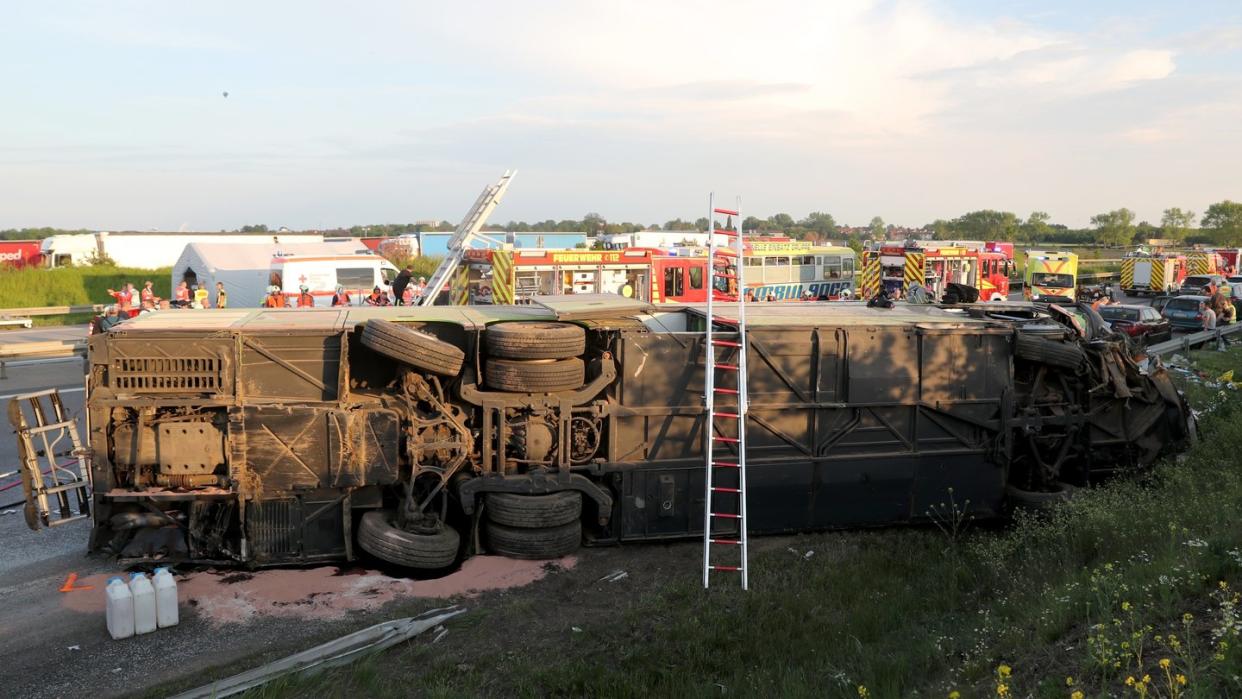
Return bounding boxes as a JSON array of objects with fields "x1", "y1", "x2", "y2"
[
  {"x1": 361, "y1": 319, "x2": 464, "y2": 376},
  {"x1": 484, "y1": 520, "x2": 581, "y2": 560},
  {"x1": 1005, "y1": 482, "x2": 1076, "y2": 511},
  {"x1": 486, "y1": 321, "x2": 585, "y2": 360},
  {"x1": 485, "y1": 357, "x2": 584, "y2": 393},
  {"x1": 1014, "y1": 333, "x2": 1087, "y2": 372},
  {"x1": 357, "y1": 510, "x2": 460, "y2": 569},
  {"x1": 485, "y1": 491, "x2": 582, "y2": 528}
]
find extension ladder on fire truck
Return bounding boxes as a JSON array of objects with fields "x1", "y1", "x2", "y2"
[
  {"x1": 702, "y1": 194, "x2": 750, "y2": 590},
  {"x1": 7, "y1": 389, "x2": 91, "y2": 530},
  {"x1": 418, "y1": 171, "x2": 516, "y2": 307}
]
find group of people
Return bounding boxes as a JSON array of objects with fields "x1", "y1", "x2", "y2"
[
  {"x1": 1196, "y1": 281, "x2": 1236, "y2": 330},
  {"x1": 258, "y1": 269, "x2": 431, "y2": 309},
  {"x1": 99, "y1": 280, "x2": 227, "y2": 331}
]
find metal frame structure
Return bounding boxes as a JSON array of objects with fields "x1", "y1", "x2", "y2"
[
  {"x1": 702, "y1": 195, "x2": 750, "y2": 590},
  {"x1": 419, "y1": 171, "x2": 515, "y2": 307}
]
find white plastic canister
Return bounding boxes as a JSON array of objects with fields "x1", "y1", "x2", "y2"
[
  {"x1": 129, "y1": 572, "x2": 157, "y2": 635},
  {"x1": 105, "y1": 577, "x2": 135, "y2": 640},
  {"x1": 152, "y1": 567, "x2": 179, "y2": 628}
]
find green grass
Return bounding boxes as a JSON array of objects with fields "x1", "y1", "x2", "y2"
[
  {"x1": 0, "y1": 265, "x2": 169, "y2": 325},
  {"x1": 148, "y1": 347, "x2": 1242, "y2": 699}
]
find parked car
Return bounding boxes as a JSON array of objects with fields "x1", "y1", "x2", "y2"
[
  {"x1": 1159, "y1": 294, "x2": 1213, "y2": 331},
  {"x1": 1178, "y1": 274, "x2": 1231, "y2": 296},
  {"x1": 1098, "y1": 304, "x2": 1173, "y2": 345}
]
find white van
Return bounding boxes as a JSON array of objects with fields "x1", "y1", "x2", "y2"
[{"x1": 269, "y1": 252, "x2": 400, "y2": 306}]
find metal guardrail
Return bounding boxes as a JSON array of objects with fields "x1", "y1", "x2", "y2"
[
  {"x1": 0, "y1": 304, "x2": 102, "y2": 318},
  {"x1": 1146, "y1": 324, "x2": 1242, "y2": 357},
  {"x1": 0, "y1": 340, "x2": 88, "y2": 379}
]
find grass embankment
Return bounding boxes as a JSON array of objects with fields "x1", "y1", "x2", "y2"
[
  {"x1": 217, "y1": 348, "x2": 1242, "y2": 698},
  {"x1": 0, "y1": 266, "x2": 169, "y2": 326}
]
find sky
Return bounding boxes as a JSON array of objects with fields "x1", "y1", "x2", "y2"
[{"x1": 1, "y1": 1, "x2": 1240, "y2": 231}]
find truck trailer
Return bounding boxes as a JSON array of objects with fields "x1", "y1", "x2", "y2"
[{"x1": 35, "y1": 296, "x2": 1191, "y2": 571}]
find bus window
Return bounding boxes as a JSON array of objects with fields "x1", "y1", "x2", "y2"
[
  {"x1": 843, "y1": 256, "x2": 855, "y2": 276},
  {"x1": 799, "y1": 255, "x2": 815, "y2": 265},
  {"x1": 744, "y1": 257, "x2": 763, "y2": 268},
  {"x1": 664, "y1": 267, "x2": 684, "y2": 297},
  {"x1": 689, "y1": 266, "x2": 704, "y2": 290},
  {"x1": 767, "y1": 256, "x2": 790, "y2": 283},
  {"x1": 823, "y1": 255, "x2": 842, "y2": 280}
]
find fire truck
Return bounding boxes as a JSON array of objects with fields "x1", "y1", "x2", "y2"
[
  {"x1": 859, "y1": 243, "x2": 1011, "y2": 301},
  {"x1": 1120, "y1": 253, "x2": 1187, "y2": 295},
  {"x1": 1186, "y1": 251, "x2": 1227, "y2": 276},
  {"x1": 452, "y1": 243, "x2": 857, "y2": 305}
]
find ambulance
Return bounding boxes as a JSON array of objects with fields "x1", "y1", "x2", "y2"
[{"x1": 1023, "y1": 251, "x2": 1078, "y2": 303}]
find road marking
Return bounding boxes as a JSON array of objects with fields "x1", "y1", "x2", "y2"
[{"x1": 0, "y1": 386, "x2": 84, "y2": 401}]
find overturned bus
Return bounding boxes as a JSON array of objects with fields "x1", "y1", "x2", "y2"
[{"x1": 69, "y1": 296, "x2": 1191, "y2": 569}]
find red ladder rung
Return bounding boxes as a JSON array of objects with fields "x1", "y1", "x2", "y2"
[
  {"x1": 709, "y1": 538, "x2": 742, "y2": 545},
  {"x1": 711, "y1": 339, "x2": 741, "y2": 347},
  {"x1": 714, "y1": 387, "x2": 739, "y2": 394},
  {"x1": 714, "y1": 208, "x2": 739, "y2": 216},
  {"x1": 712, "y1": 436, "x2": 740, "y2": 443},
  {"x1": 711, "y1": 486, "x2": 741, "y2": 493},
  {"x1": 710, "y1": 512, "x2": 741, "y2": 519},
  {"x1": 716, "y1": 364, "x2": 738, "y2": 371},
  {"x1": 713, "y1": 411, "x2": 739, "y2": 419},
  {"x1": 708, "y1": 565, "x2": 744, "y2": 572},
  {"x1": 712, "y1": 461, "x2": 740, "y2": 468}
]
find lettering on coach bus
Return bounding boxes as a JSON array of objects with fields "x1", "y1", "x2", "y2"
[{"x1": 750, "y1": 281, "x2": 854, "y2": 300}]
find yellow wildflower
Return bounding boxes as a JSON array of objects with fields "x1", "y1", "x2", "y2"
[
  {"x1": 1122, "y1": 601, "x2": 1132, "y2": 611},
  {"x1": 1142, "y1": 675, "x2": 1151, "y2": 684},
  {"x1": 1159, "y1": 658, "x2": 1171, "y2": 669},
  {"x1": 1071, "y1": 692, "x2": 1084, "y2": 699},
  {"x1": 1126, "y1": 676, "x2": 1136, "y2": 686},
  {"x1": 857, "y1": 686, "x2": 870, "y2": 698},
  {"x1": 1066, "y1": 676, "x2": 1075, "y2": 686},
  {"x1": 1183, "y1": 613, "x2": 1194, "y2": 624},
  {"x1": 949, "y1": 692, "x2": 960, "y2": 699},
  {"x1": 998, "y1": 664, "x2": 1012, "y2": 678},
  {"x1": 1221, "y1": 580, "x2": 1230, "y2": 590},
  {"x1": 996, "y1": 683, "x2": 1009, "y2": 697},
  {"x1": 1177, "y1": 674, "x2": 1187, "y2": 685}
]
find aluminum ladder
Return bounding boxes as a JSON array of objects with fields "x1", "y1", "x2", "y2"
[
  {"x1": 702, "y1": 194, "x2": 750, "y2": 590},
  {"x1": 418, "y1": 171, "x2": 515, "y2": 307}
]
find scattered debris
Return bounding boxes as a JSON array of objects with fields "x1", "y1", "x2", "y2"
[
  {"x1": 1, "y1": 509, "x2": 16, "y2": 516},
  {"x1": 431, "y1": 625, "x2": 448, "y2": 644},
  {"x1": 59, "y1": 572, "x2": 94, "y2": 592},
  {"x1": 170, "y1": 606, "x2": 466, "y2": 699},
  {"x1": 67, "y1": 645, "x2": 80, "y2": 651},
  {"x1": 571, "y1": 626, "x2": 583, "y2": 633},
  {"x1": 598, "y1": 570, "x2": 628, "y2": 583},
  {"x1": 804, "y1": 551, "x2": 815, "y2": 560}
]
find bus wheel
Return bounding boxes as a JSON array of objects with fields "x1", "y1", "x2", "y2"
[
  {"x1": 484, "y1": 520, "x2": 581, "y2": 560},
  {"x1": 487, "y1": 321, "x2": 585, "y2": 360},
  {"x1": 357, "y1": 510, "x2": 460, "y2": 569},
  {"x1": 485, "y1": 357, "x2": 584, "y2": 392},
  {"x1": 361, "y1": 319, "x2": 464, "y2": 376},
  {"x1": 485, "y1": 491, "x2": 582, "y2": 528}
]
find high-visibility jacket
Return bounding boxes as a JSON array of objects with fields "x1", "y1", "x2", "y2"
[
  {"x1": 297, "y1": 293, "x2": 315, "y2": 307},
  {"x1": 263, "y1": 294, "x2": 285, "y2": 308}
]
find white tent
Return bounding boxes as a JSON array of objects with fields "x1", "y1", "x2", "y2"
[{"x1": 171, "y1": 241, "x2": 363, "y2": 309}]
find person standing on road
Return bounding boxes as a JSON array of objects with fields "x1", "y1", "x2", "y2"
[
  {"x1": 1210, "y1": 286, "x2": 1234, "y2": 324},
  {"x1": 262, "y1": 286, "x2": 285, "y2": 308},
  {"x1": 391, "y1": 267, "x2": 413, "y2": 306},
  {"x1": 192, "y1": 284, "x2": 210, "y2": 308},
  {"x1": 172, "y1": 281, "x2": 191, "y2": 308},
  {"x1": 365, "y1": 286, "x2": 391, "y2": 306},
  {"x1": 140, "y1": 280, "x2": 157, "y2": 307},
  {"x1": 214, "y1": 282, "x2": 227, "y2": 309},
  {"x1": 906, "y1": 280, "x2": 929, "y2": 304},
  {"x1": 296, "y1": 285, "x2": 315, "y2": 308},
  {"x1": 331, "y1": 285, "x2": 351, "y2": 307},
  {"x1": 1201, "y1": 301, "x2": 1217, "y2": 331}
]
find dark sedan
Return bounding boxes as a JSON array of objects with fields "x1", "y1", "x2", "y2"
[
  {"x1": 1179, "y1": 274, "x2": 1230, "y2": 296},
  {"x1": 1098, "y1": 304, "x2": 1172, "y2": 345},
  {"x1": 1159, "y1": 294, "x2": 1213, "y2": 331}
]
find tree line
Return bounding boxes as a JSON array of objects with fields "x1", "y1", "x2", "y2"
[{"x1": 6, "y1": 199, "x2": 1241, "y2": 246}]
